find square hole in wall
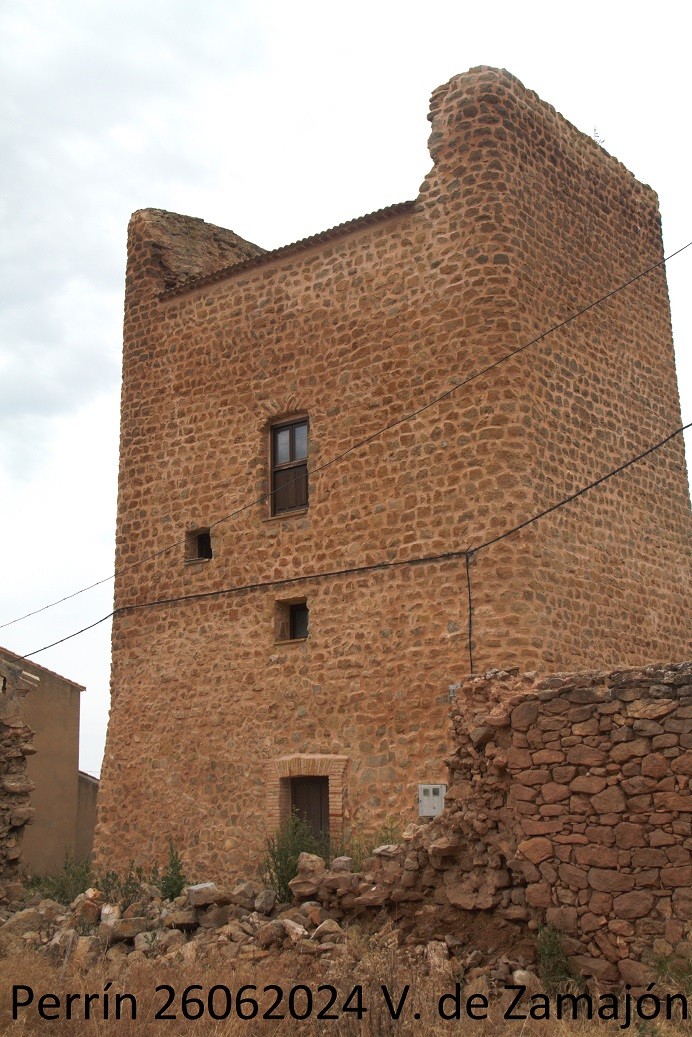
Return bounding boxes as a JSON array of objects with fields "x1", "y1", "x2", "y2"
[
  {"x1": 185, "y1": 527, "x2": 213, "y2": 562},
  {"x1": 275, "y1": 598, "x2": 309, "y2": 641}
]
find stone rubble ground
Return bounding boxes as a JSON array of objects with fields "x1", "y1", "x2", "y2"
[{"x1": 0, "y1": 854, "x2": 537, "y2": 992}]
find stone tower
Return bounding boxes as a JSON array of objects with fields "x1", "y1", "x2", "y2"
[{"x1": 95, "y1": 68, "x2": 691, "y2": 879}]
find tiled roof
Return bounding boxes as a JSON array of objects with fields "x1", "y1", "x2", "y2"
[{"x1": 161, "y1": 200, "x2": 416, "y2": 299}]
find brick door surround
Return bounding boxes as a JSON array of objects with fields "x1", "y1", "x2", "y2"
[{"x1": 267, "y1": 754, "x2": 349, "y2": 839}]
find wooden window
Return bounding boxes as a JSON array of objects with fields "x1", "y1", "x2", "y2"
[{"x1": 271, "y1": 418, "x2": 308, "y2": 515}]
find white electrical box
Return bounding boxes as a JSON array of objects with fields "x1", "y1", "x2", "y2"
[{"x1": 418, "y1": 783, "x2": 447, "y2": 817}]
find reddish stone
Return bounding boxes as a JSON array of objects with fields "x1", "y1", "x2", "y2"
[
  {"x1": 591, "y1": 786, "x2": 627, "y2": 813},
  {"x1": 558, "y1": 863, "x2": 589, "y2": 889},
  {"x1": 654, "y1": 792, "x2": 692, "y2": 812},
  {"x1": 612, "y1": 891, "x2": 654, "y2": 919},
  {"x1": 541, "y1": 782, "x2": 570, "y2": 804},
  {"x1": 545, "y1": 906, "x2": 578, "y2": 933},
  {"x1": 609, "y1": 918, "x2": 635, "y2": 936},
  {"x1": 589, "y1": 891, "x2": 613, "y2": 914},
  {"x1": 520, "y1": 819, "x2": 562, "y2": 836},
  {"x1": 565, "y1": 746, "x2": 606, "y2": 766},
  {"x1": 618, "y1": 959, "x2": 655, "y2": 986},
  {"x1": 586, "y1": 825, "x2": 616, "y2": 846},
  {"x1": 510, "y1": 784, "x2": 538, "y2": 802},
  {"x1": 507, "y1": 748, "x2": 533, "y2": 768},
  {"x1": 634, "y1": 869, "x2": 660, "y2": 888},
  {"x1": 587, "y1": 868, "x2": 634, "y2": 893},
  {"x1": 627, "y1": 700, "x2": 675, "y2": 721},
  {"x1": 525, "y1": 882, "x2": 552, "y2": 908},
  {"x1": 672, "y1": 753, "x2": 692, "y2": 776},
  {"x1": 610, "y1": 739, "x2": 650, "y2": 763},
  {"x1": 661, "y1": 865, "x2": 692, "y2": 887},
  {"x1": 569, "y1": 956, "x2": 618, "y2": 983},
  {"x1": 622, "y1": 776, "x2": 655, "y2": 796},
  {"x1": 569, "y1": 775, "x2": 607, "y2": 795},
  {"x1": 512, "y1": 701, "x2": 539, "y2": 732},
  {"x1": 517, "y1": 837, "x2": 553, "y2": 864},
  {"x1": 515, "y1": 769, "x2": 551, "y2": 787},
  {"x1": 532, "y1": 749, "x2": 565, "y2": 765},
  {"x1": 631, "y1": 848, "x2": 668, "y2": 867},
  {"x1": 574, "y1": 845, "x2": 618, "y2": 868},
  {"x1": 642, "y1": 753, "x2": 670, "y2": 778},
  {"x1": 593, "y1": 930, "x2": 622, "y2": 963},
  {"x1": 650, "y1": 830, "x2": 676, "y2": 847}
]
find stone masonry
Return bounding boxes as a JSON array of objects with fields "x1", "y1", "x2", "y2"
[
  {"x1": 95, "y1": 66, "x2": 692, "y2": 879},
  {"x1": 316, "y1": 663, "x2": 692, "y2": 987},
  {"x1": 0, "y1": 660, "x2": 36, "y2": 894}
]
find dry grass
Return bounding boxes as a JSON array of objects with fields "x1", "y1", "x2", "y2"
[{"x1": 0, "y1": 948, "x2": 690, "y2": 1035}]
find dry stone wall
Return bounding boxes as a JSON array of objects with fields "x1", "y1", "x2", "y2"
[
  {"x1": 0, "y1": 661, "x2": 36, "y2": 896},
  {"x1": 309, "y1": 663, "x2": 692, "y2": 987}
]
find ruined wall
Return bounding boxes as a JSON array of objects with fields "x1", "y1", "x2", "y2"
[
  {"x1": 97, "y1": 66, "x2": 691, "y2": 879},
  {"x1": 320, "y1": 663, "x2": 692, "y2": 987},
  {"x1": 0, "y1": 660, "x2": 36, "y2": 897}
]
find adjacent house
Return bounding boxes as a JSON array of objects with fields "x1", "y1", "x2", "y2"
[{"x1": 0, "y1": 646, "x2": 97, "y2": 874}]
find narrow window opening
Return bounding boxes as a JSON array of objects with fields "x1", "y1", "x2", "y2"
[
  {"x1": 185, "y1": 528, "x2": 213, "y2": 562},
  {"x1": 275, "y1": 598, "x2": 308, "y2": 641},
  {"x1": 289, "y1": 602, "x2": 309, "y2": 640}
]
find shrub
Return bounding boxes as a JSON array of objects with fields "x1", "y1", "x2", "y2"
[
  {"x1": 262, "y1": 813, "x2": 329, "y2": 902},
  {"x1": 22, "y1": 851, "x2": 92, "y2": 905},
  {"x1": 22, "y1": 841, "x2": 187, "y2": 910},
  {"x1": 97, "y1": 841, "x2": 186, "y2": 906},
  {"x1": 536, "y1": 925, "x2": 575, "y2": 993},
  {"x1": 262, "y1": 816, "x2": 403, "y2": 901},
  {"x1": 337, "y1": 820, "x2": 402, "y2": 870},
  {"x1": 157, "y1": 839, "x2": 186, "y2": 900},
  {"x1": 96, "y1": 862, "x2": 146, "y2": 910}
]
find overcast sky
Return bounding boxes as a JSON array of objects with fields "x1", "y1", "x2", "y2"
[{"x1": 1, "y1": 0, "x2": 690, "y2": 778}]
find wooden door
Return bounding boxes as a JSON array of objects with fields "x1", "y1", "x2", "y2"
[{"x1": 290, "y1": 776, "x2": 329, "y2": 840}]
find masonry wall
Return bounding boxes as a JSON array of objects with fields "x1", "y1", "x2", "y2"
[
  {"x1": 0, "y1": 659, "x2": 36, "y2": 895},
  {"x1": 96, "y1": 67, "x2": 692, "y2": 879},
  {"x1": 336, "y1": 663, "x2": 692, "y2": 987}
]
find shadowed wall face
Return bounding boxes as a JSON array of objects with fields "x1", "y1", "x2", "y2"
[{"x1": 76, "y1": 772, "x2": 99, "y2": 861}]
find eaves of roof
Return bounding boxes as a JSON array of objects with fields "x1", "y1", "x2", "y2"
[
  {"x1": 161, "y1": 200, "x2": 417, "y2": 300},
  {"x1": 0, "y1": 645, "x2": 86, "y2": 691}
]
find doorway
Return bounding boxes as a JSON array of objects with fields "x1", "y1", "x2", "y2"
[{"x1": 290, "y1": 776, "x2": 329, "y2": 840}]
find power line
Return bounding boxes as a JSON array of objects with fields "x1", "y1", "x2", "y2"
[
  {"x1": 471, "y1": 423, "x2": 692, "y2": 553},
  {"x1": 3, "y1": 238, "x2": 690, "y2": 633},
  {"x1": 23, "y1": 420, "x2": 690, "y2": 658}
]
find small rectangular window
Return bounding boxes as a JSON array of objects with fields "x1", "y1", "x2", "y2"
[
  {"x1": 185, "y1": 528, "x2": 213, "y2": 562},
  {"x1": 271, "y1": 418, "x2": 308, "y2": 515},
  {"x1": 275, "y1": 598, "x2": 309, "y2": 641}
]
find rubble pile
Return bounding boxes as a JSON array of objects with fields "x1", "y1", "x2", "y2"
[{"x1": 0, "y1": 868, "x2": 536, "y2": 989}]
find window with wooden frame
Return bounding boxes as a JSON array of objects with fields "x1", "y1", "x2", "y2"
[{"x1": 271, "y1": 418, "x2": 308, "y2": 515}]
